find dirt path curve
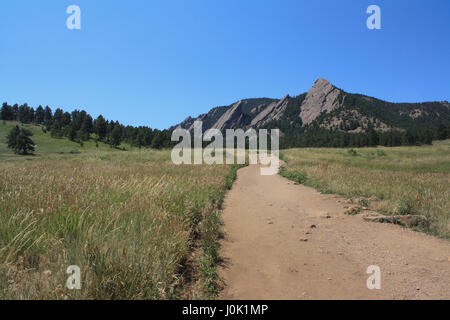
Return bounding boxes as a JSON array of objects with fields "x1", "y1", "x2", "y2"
[{"x1": 218, "y1": 164, "x2": 450, "y2": 300}]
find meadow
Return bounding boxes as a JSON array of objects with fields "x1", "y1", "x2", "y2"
[
  {"x1": 1, "y1": 120, "x2": 449, "y2": 300},
  {"x1": 0, "y1": 121, "x2": 237, "y2": 299},
  {"x1": 280, "y1": 141, "x2": 450, "y2": 239}
]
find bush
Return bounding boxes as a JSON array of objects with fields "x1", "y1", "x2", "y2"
[
  {"x1": 279, "y1": 167, "x2": 308, "y2": 184},
  {"x1": 395, "y1": 198, "x2": 417, "y2": 216},
  {"x1": 376, "y1": 150, "x2": 387, "y2": 157}
]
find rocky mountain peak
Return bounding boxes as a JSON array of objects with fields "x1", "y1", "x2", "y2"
[
  {"x1": 300, "y1": 78, "x2": 343, "y2": 125},
  {"x1": 313, "y1": 78, "x2": 332, "y2": 87}
]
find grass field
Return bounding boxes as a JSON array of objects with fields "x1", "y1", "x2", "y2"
[
  {"x1": 280, "y1": 141, "x2": 450, "y2": 239},
  {"x1": 0, "y1": 121, "x2": 238, "y2": 299},
  {"x1": 1, "y1": 120, "x2": 449, "y2": 299}
]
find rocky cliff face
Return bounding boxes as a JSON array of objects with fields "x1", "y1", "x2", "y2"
[
  {"x1": 299, "y1": 78, "x2": 344, "y2": 125},
  {"x1": 173, "y1": 98, "x2": 277, "y2": 132},
  {"x1": 173, "y1": 79, "x2": 344, "y2": 132},
  {"x1": 211, "y1": 101, "x2": 245, "y2": 131},
  {"x1": 250, "y1": 95, "x2": 291, "y2": 128}
]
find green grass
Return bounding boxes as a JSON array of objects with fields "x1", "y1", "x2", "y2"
[
  {"x1": 0, "y1": 121, "x2": 133, "y2": 161},
  {"x1": 0, "y1": 121, "x2": 237, "y2": 299},
  {"x1": 279, "y1": 166, "x2": 307, "y2": 184},
  {"x1": 199, "y1": 164, "x2": 242, "y2": 296},
  {"x1": 281, "y1": 141, "x2": 450, "y2": 239}
]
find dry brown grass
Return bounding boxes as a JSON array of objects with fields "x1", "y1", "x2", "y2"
[
  {"x1": 281, "y1": 141, "x2": 450, "y2": 239},
  {"x1": 0, "y1": 150, "x2": 234, "y2": 299}
]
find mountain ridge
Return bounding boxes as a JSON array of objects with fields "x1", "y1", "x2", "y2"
[{"x1": 172, "y1": 78, "x2": 449, "y2": 141}]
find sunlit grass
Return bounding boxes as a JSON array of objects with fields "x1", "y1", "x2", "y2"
[
  {"x1": 281, "y1": 140, "x2": 450, "y2": 239},
  {"x1": 0, "y1": 149, "x2": 235, "y2": 299}
]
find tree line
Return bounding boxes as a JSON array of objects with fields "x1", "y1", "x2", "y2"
[
  {"x1": 2, "y1": 101, "x2": 449, "y2": 152},
  {"x1": 278, "y1": 124, "x2": 450, "y2": 149},
  {"x1": 1, "y1": 102, "x2": 173, "y2": 149}
]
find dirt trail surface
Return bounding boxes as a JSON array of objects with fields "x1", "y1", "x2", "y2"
[{"x1": 218, "y1": 164, "x2": 450, "y2": 300}]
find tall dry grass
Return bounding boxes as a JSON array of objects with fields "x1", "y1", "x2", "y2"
[
  {"x1": 0, "y1": 150, "x2": 234, "y2": 299},
  {"x1": 281, "y1": 141, "x2": 450, "y2": 239}
]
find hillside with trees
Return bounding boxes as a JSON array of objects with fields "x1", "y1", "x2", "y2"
[{"x1": 1, "y1": 102, "x2": 174, "y2": 150}]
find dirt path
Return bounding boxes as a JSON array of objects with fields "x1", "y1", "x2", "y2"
[{"x1": 218, "y1": 164, "x2": 450, "y2": 300}]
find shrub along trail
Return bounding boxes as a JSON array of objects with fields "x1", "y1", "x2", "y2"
[{"x1": 218, "y1": 164, "x2": 450, "y2": 299}]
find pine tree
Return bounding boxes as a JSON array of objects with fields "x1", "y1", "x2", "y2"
[
  {"x1": 110, "y1": 126, "x2": 122, "y2": 147},
  {"x1": 437, "y1": 124, "x2": 448, "y2": 140},
  {"x1": 67, "y1": 125, "x2": 77, "y2": 141},
  {"x1": 6, "y1": 126, "x2": 20, "y2": 149},
  {"x1": 6, "y1": 126, "x2": 35, "y2": 155},
  {"x1": 35, "y1": 105, "x2": 45, "y2": 124},
  {"x1": 1, "y1": 102, "x2": 14, "y2": 120},
  {"x1": 44, "y1": 106, "x2": 53, "y2": 124},
  {"x1": 16, "y1": 128, "x2": 35, "y2": 154},
  {"x1": 12, "y1": 104, "x2": 19, "y2": 121},
  {"x1": 94, "y1": 115, "x2": 107, "y2": 141},
  {"x1": 80, "y1": 115, "x2": 93, "y2": 140}
]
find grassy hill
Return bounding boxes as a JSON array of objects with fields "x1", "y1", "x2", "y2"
[{"x1": 0, "y1": 121, "x2": 132, "y2": 160}]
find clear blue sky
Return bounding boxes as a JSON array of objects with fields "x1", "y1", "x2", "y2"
[{"x1": 1, "y1": 0, "x2": 449, "y2": 129}]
